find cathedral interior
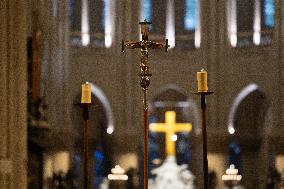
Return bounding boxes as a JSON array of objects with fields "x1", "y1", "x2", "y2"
[{"x1": 1, "y1": 0, "x2": 284, "y2": 189}]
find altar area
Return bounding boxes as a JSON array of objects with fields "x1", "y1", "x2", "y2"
[
  {"x1": 29, "y1": 20, "x2": 283, "y2": 189},
  {"x1": 1, "y1": 0, "x2": 284, "y2": 189}
]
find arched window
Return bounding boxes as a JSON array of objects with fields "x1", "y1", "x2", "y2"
[
  {"x1": 137, "y1": 85, "x2": 200, "y2": 188},
  {"x1": 140, "y1": 0, "x2": 166, "y2": 36},
  {"x1": 263, "y1": 0, "x2": 275, "y2": 28},
  {"x1": 175, "y1": 0, "x2": 200, "y2": 49},
  {"x1": 140, "y1": 0, "x2": 200, "y2": 49},
  {"x1": 227, "y1": 84, "x2": 270, "y2": 188},
  {"x1": 140, "y1": 0, "x2": 152, "y2": 23},
  {"x1": 184, "y1": 0, "x2": 198, "y2": 31},
  {"x1": 227, "y1": 0, "x2": 275, "y2": 47},
  {"x1": 261, "y1": 0, "x2": 275, "y2": 44},
  {"x1": 71, "y1": 84, "x2": 115, "y2": 188},
  {"x1": 68, "y1": 0, "x2": 115, "y2": 48}
]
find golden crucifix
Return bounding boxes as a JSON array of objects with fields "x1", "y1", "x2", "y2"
[
  {"x1": 122, "y1": 20, "x2": 169, "y2": 189},
  {"x1": 122, "y1": 20, "x2": 168, "y2": 74},
  {"x1": 149, "y1": 111, "x2": 192, "y2": 156},
  {"x1": 122, "y1": 21, "x2": 169, "y2": 108}
]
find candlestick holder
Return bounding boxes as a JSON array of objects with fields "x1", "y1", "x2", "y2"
[
  {"x1": 122, "y1": 20, "x2": 169, "y2": 189},
  {"x1": 75, "y1": 102, "x2": 96, "y2": 189},
  {"x1": 193, "y1": 91, "x2": 213, "y2": 189}
]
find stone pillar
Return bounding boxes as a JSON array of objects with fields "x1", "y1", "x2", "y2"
[
  {"x1": 0, "y1": 0, "x2": 28, "y2": 189},
  {"x1": 38, "y1": 0, "x2": 70, "y2": 132},
  {"x1": 29, "y1": 0, "x2": 72, "y2": 150},
  {"x1": 277, "y1": 0, "x2": 284, "y2": 131}
]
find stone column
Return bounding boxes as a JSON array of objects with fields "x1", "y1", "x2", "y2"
[
  {"x1": 277, "y1": 0, "x2": 284, "y2": 131},
  {"x1": 38, "y1": 0, "x2": 70, "y2": 132},
  {"x1": 0, "y1": 0, "x2": 28, "y2": 188}
]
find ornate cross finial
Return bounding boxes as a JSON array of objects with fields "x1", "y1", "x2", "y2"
[{"x1": 122, "y1": 20, "x2": 169, "y2": 91}]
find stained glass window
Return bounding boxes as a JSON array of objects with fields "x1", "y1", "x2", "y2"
[
  {"x1": 140, "y1": 0, "x2": 165, "y2": 34},
  {"x1": 184, "y1": 0, "x2": 198, "y2": 31},
  {"x1": 175, "y1": 0, "x2": 200, "y2": 48},
  {"x1": 67, "y1": 0, "x2": 75, "y2": 20},
  {"x1": 101, "y1": 0, "x2": 106, "y2": 30},
  {"x1": 94, "y1": 150, "x2": 106, "y2": 188},
  {"x1": 263, "y1": 0, "x2": 275, "y2": 28},
  {"x1": 141, "y1": 0, "x2": 152, "y2": 22},
  {"x1": 228, "y1": 141, "x2": 242, "y2": 173}
]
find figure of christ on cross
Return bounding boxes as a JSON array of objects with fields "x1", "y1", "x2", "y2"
[{"x1": 149, "y1": 111, "x2": 192, "y2": 157}]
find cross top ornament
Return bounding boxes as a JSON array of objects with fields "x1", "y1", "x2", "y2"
[{"x1": 122, "y1": 20, "x2": 169, "y2": 91}]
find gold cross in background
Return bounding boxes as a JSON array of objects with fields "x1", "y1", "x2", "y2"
[{"x1": 149, "y1": 111, "x2": 192, "y2": 156}]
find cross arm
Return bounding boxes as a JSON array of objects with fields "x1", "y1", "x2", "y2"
[
  {"x1": 122, "y1": 40, "x2": 142, "y2": 52},
  {"x1": 149, "y1": 123, "x2": 166, "y2": 132},
  {"x1": 146, "y1": 39, "x2": 169, "y2": 52},
  {"x1": 174, "y1": 124, "x2": 192, "y2": 132}
]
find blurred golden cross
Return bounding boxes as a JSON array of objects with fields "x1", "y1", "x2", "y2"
[{"x1": 149, "y1": 111, "x2": 192, "y2": 156}]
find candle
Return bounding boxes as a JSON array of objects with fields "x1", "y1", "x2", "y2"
[
  {"x1": 81, "y1": 82, "x2": 91, "y2": 103},
  {"x1": 197, "y1": 69, "x2": 208, "y2": 92}
]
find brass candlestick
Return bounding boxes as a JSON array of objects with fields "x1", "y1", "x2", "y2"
[
  {"x1": 194, "y1": 91, "x2": 213, "y2": 189},
  {"x1": 122, "y1": 20, "x2": 169, "y2": 189}
]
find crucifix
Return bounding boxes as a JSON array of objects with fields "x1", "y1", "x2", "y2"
[
  {"x1": 122, "y1": 20, "x2": 169, "y2": 189},
  {"x1": 149, "y1": 111, "x2": 192, "y2": 156}
]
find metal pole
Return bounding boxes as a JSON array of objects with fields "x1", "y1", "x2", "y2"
[
  {"x1": 83, "y1": 106, "x2": 90, "y2": 189},
  {"x1": 201, "y1": 94, "x2": 208, "y2": 189},
  {"x1": 143, "y1": 88, "x2": 149, "y2": 189},
  {"x1": 143, "y1": 107, "x2": 149, "y2": 189}
]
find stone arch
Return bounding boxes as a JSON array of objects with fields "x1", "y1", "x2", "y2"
[
  {"x1": 227, "y1": 83, "x2": 271, "y2": 189},
  {"x1": 145, "y1": 84, "x2": 202, "y2": 187},
  {"x1": 70, "y1": 83, "x2": 115, "y2": 188},
  {"x1": 150, "y1": 84, "x2": 200, "y2": 135},
  {"x1": 90, "y1": 83, "x2": 114, "y2": 134},
  {"x1": 228, "y1": 83, "x2": 269, "y2": 137}
]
